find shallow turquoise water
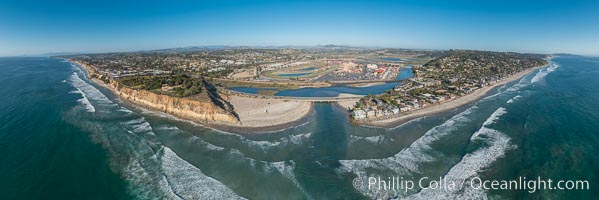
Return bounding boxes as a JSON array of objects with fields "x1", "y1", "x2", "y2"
[{"x1": 0, "y1": 56, "x2": 597, "y2": 199}]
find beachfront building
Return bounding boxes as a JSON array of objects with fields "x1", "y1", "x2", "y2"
[{"x1": 351, "y1": 109, "x2": 367, "y2": 120}]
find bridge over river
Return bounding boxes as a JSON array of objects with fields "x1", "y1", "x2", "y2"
[{"x1": 275, "y1": 96, "x2": 363, "y2": 102}]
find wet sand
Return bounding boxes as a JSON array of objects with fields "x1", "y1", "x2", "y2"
[{"x1": 336, "y1": 93, "x2": 364, "y2": 110}]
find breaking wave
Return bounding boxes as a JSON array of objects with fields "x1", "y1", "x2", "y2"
[
  {"x1": 531, "y1": 63, "x2": 559, "y2": 83},
  {"x1": 339, "y1": 105, "x2": 480, "y2": 197},
  {"x1": 159, "y1": 147, "x2": 246, "y2": 199},
  {"x1": 66, "y1": 68, "x2": 249, "y2": 199},
  {"x1": 70, "y1": 87, "x2": 95, "y2": 112},
  {"x1": 155, "y1": 124, "x2": 311, "y2": 156},
  {"x1": 506, "y1": 95, "x2": 522, "y2": 104},
  {"x1": 387, "y1": 116, "x2": 426, "y2": 130},
  {"x1": 471, "y1": 107, "x2": 507, "y2": 139},
  {"x1": 408, "y1": 107, "x2": 514, "y2": 199},
  {"x1": 136, "y1": 103, "x2": 312, "y2": 151},
  {"x1": 69, "y1": 71, "x2": 112, "y2": 105},
  {"x1": 341, "y1": 103, "x2": 516, "y2": 199}
]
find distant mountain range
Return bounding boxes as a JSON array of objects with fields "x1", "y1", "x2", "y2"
[
  {"x1": 146, "y1": 44, "x2": 373, "y2": 53},
  {"x1": 552, "y1": 53, "x2": 582, "y2": 57},
  {"x1": 145, "y1": 45, "x2": 231, "y2": 53},
  {"x1": 35, "y1": 45, "x2": 581, "y2": 57}
]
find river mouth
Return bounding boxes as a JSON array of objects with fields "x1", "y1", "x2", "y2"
[{"x1": 3, "y1": 56, "x2": 596, "y2": 199}]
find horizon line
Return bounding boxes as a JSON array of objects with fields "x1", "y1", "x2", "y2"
[{"x1": 1, "y1": 44, "x2": 592, "y2": 58}]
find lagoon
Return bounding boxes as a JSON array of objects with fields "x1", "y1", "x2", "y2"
[
  {"x1": 2, "y1": 56, "x2": 597, "y2": 199},
  {"x1": 231, "y1": 67, "x2": 414, "y2": 97}
]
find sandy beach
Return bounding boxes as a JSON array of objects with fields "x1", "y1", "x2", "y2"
[
  {"x1": 336, "y1": 93, "x2": 364, "y2": 110},
  {"x1": 73, "y1": 60, "x2": 313, "y2": 131},
  {"x1": 227, "y1": 95, "x2": 312, "y2": 127},
  {"x1": 365, "y1": 66, "x2": 543, "y2": 127},
  {"x1": 74, "y1": 58, "x2": 542, "y2": 130}
]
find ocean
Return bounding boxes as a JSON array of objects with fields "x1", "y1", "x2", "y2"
[{"x1": 0, "y1": 56, "x2": 597, "y2": 199}]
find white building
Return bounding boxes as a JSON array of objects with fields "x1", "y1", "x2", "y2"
[{"x1": 351, "y1": 110, "x2": 367, "y2": 120}]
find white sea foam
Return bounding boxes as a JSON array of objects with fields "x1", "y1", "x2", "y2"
[
  {"x1": 72, "y1": 87, "x2": 96, "y2": 112},
  {"x1": 531, "y1": 63, "x2": 559, "y2": 83},
  {"x1": 233, "y1": 130, "x2": 312, "y2": 153},
  {"x1": 208, "y1": 147, "x2": 311, "y2": 198},
  {"x1": 135, "y1": 122, "x2": 155, "y2": 135},
  {"x1": 409, "y1": 128, "x2": 513, "y2": 199},
  {"x1": 159, "y1": 147, "x2": 246, "y2": 199},
  {"x1": 505, "y1": 71, "x2": 535, "y2": 93},
  {"x1": 123, "y1": 117, "x2": 147, "y2": 125},
  {"x1": 135, "y1": 134, "x2": 304, "y2": 199},
  {"x1": 138, "y1": 101, "x2": 311, "y2": 135},
  {"x1": 289, "y1": 132, "x2": 312, "y2": 144},
  {"x1": 73, "y1": 66, "x2": 311, "y2": 152},
  {"x1": 349, "y1": 116, "x2": 427, "y2": 144},
  {"x1": 155, "y1": 125, "x2": 226, "y2": 151},
  {"x1": 117, "y1": 107, "x2": 133, "y2": 113},
  {"x1": 255, "y1": 121, "x2": 312, "y2": 134},
  {"x1": 407, "y1": 107, "x2": 514, "y2": 199},
  {"x1": 156, "y1": 125, "x2": 181, "y2": 131},
  {"x1": 138, "y1": 101, "x2": 312, "y2": 154},
  {"x1": 66, "y1": 66, "x2": 252, "y2": 199},
  {"x1": 483, "y1": 69, "x2": 534, "y2": 100},
  {"x1": 349, "y1": 134, "x2": 384, "y2": 144},
  {"x1": 339, "y1": 105, "x2": 480, "y2": 197},
  {"x1": 361, "y1": 135, "x2": 385, "y2": 144},
  {"x1": 341, "y1": 105, "x2": 515, "y2": 198},
  {"x1": 69, "y1": 71, "x2": 113, "y2": 109},
  {"x1": 271, "y1": 161, "x2": 314, "y2": 199},
  {"x1": 352, "y1": 118, "x2": 427, "y2": 143},
  {"x1": 506, "y1": 95, "x2": 522, "y2": 104},
  {"x1": 387, "y1": 116, "x2": 426, "y2": 130},
  {"x1": 482, "y1": 107, "x2": 507, "y2": 126},
  {"x1": 471, "y1": 107, "x2": 507, "y2": 139},
  {"x1": 343, "y1": 105, "x2": 478, "y2": 169},
  {"x1": 83, "y1": 115, "x2": 243, "y2": 199}
]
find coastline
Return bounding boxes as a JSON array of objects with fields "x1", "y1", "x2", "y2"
[
  {"x1": 227, "y1": 95, "x2": 312, "y2": 128},
  {"x1": 336, "y1": 93, "x2": 364, "y2": 110},
  {"x1": 361, "y1": 65, "x2": 543, "y2": 128},
  {"x1": 71, "y1": 60, "x2": 313, "y2": 133},
  {"x1": 69, "y1": 58, "x2": 544, "y2": 131}
]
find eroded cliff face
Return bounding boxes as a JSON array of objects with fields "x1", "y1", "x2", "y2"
[
  {"x1": 113, "y1": 84, "x2": 239, "y2": 124},
  {"x1": 74, "y1": 60, "x2": 240, "y2": 125}
]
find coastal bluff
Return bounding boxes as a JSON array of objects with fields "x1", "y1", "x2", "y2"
[{"x1": 75, "y1": 61, "x2": 240, "y2": 125}]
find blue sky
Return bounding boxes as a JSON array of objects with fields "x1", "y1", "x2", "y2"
[{"x1": 1, "y1": 0, "x2": 598, "y2": 56}]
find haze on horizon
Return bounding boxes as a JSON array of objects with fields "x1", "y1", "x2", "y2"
[{"x1": 1, "y1": 0, "x2": 598, "y2": 56}]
